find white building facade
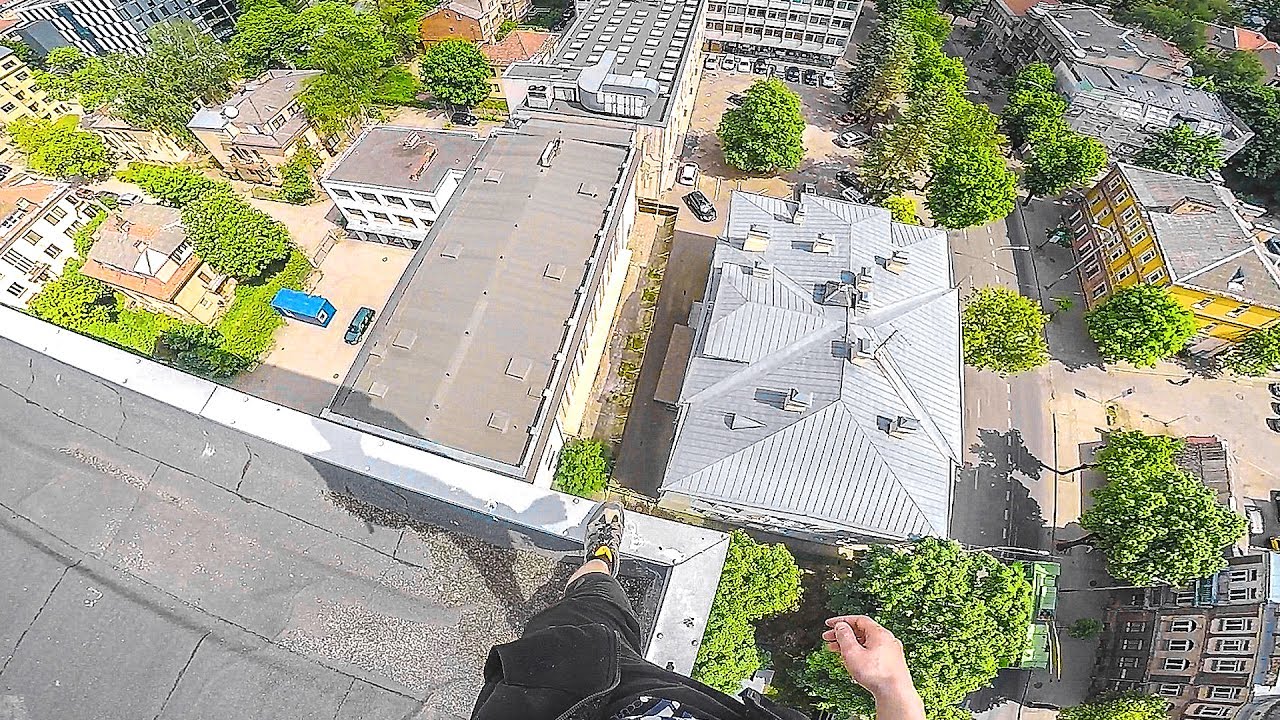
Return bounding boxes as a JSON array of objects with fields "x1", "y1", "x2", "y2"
[
  {"x1": 0, "y1": 180, "x2": 94, "y2": 307},
  {"x1": 702, "y1": 0, "x2": 861, "y2": 68}
]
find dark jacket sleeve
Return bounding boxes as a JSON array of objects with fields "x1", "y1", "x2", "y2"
[{"x1": 471, "y1": 624, "x2": 621, "y2": 720}]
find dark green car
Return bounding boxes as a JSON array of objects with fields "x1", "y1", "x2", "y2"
[{"x1": 344, "y1": 307, "x2": 375, "y2": 345}]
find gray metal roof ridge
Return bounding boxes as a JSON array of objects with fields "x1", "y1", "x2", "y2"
[{"x1": 0, "y1": 305, "x2": 728, "y2": 676}]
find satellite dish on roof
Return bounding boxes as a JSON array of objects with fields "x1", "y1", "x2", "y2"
[{"x1": 221, "y1": 106, "x2": 239, "y2": 119}]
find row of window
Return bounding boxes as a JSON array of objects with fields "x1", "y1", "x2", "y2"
[
  {"x1": 709, "y1": 5, "x2": 855, "y2": 26},
  {"x1": 707, "y1": 0, "x2": 858, "y2": 10},
  {"x1": 1153, "y1": 656, "x2": 1249, "y2": 673},
  {"x1": 1125, "y1": 617, "x2": 1257, "y2": 634},
  {"x1": 707, "y1": 21, "x2": 847, "y2": 43},
  {"x1": 2, "y1": 244, "x2": 63, "y2": 272},
  {"x1": 1154, "y1": 684, "x2": 1244, "y2": 702},
  {"x1": 344, "y1": 206, "x2": 433, "y2": 230},
  {"x1": 331, "y1": 187, "x2": 437, "y2": 212},
  {"x1": 1118, "y1": 637, "x2": 1252, "y2": 653}
]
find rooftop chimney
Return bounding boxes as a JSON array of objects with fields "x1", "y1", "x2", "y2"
[
  {"x1": 885, "y1": 250, "x2": 909, "y2": 274},
  {"x1": 811, "y1": 233, "x2": 835, "y2": 254},
  {"x1": 782, "y1": 388, "x2": 811, "y2": 413},
  {"x1": 885, "y1": 415, "x2": 921, "y2": 437},
  {"x1": 855, "y1": 266, "x2": 874, "y2": 291},
  {"x1": 792, "y1": 203, "x2": 806, "y2": 225},
  {"x1": 743, "y1": 223, "x2": 770, "y2": 252},
  {"x1": 846, "y1": 336, "x2": 873, "y2": 361},
  {"x1": 753, "y1": 261, "x2": 773, "y2": 281}
]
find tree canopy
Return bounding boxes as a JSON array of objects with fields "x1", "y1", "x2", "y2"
[
  {"x1": 117, "y1": 162, "x2": 223, "y2": 206},
  {"x1": 1193, "y1": 48, "x2": 1267, "y2": 85},
  {"x1": 1023, "y1": 122, "x2": 1108, "y2": 197},
  {"x1": 693, "y1": 531, "x2": 801, "y2": 694},
  {"x1": 718, "y1": 79, "x2": 805, "y2": 173},
  {"x1": 6, "y1": 115, "x2": 113, "y2": 179},
  {"x1": 553, "y1": 439, "x2": 611, "y2": 498},
  {"x1": 1085, "y1": 284, "x2": 1197, "y2": 366},
  {"x1": 962, "y1": 286, "x2": 1049, "y2": 374},
  {"x1": 1226, "y1": 325, "x2": 1280, "y2": 376},
  {"x1": 1134, "y1": 124, "x2": 1225, "y2": 178},
  {"x1": 25, "y1": 258, "x2": 114, "y2": 331},
  {"x1": 797, "y1": 539, "x2": 1032, "y2": 720},
  {"x1": 419, "y1": 38, "x2": 493, "y2": 108},
  {"x1": 1079, "y1": 431, "x2": 1246, "y2": 585},
  {"x1": 182, "y1": 188, "x2": 291, "y2": 280},
  {"x1": 884, "y1": 195, "x2": 917, "y2": 223},
  {"x1": 1059, "y1": 694, "x2": 1170, "y2": 720},
  {"x1": 925, "y1": 136, "x2": 1017, "y2": 229}
]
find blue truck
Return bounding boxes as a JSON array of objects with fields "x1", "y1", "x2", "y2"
[{"x1": 270, "y1": 288, "x2": 337, "y2": 328}]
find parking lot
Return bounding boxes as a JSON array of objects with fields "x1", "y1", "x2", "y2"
[
  {"x1": 667, "y1": 63, "x2": 865, "y2": 235},
  {"x1": 231, "y1": 239, "x2": 415, "y2": 413}
]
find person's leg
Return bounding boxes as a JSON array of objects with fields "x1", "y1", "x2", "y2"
[{"x1": 521, "y1": 503, "x2": 645, "y2": 653}]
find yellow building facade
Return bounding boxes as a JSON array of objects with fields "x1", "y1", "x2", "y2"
[
  {"x1": 0, "y1": 46, "x2": 76, "y2": 165},
  {"x1": 1070, "y1": 164, "x2": 1280, "y2": 352}
]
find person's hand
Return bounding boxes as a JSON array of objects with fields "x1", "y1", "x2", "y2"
[{"x1": 821, "y1": 615, "x2": 914, "y2": 701}]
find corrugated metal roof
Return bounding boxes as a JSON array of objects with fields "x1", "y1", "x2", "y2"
[{"x1": 660, "y1": 191, "x2": 961, "y2": 541}]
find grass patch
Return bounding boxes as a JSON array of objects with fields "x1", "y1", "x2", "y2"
[{"x1": 217, "y1": 248, "x2": 313, "y2": 360}]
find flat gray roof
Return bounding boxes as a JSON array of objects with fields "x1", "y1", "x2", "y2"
[
  {"x1": 324, "y1": 127, "x2": 486, "y2": 195},
  {"x1": 506, "y1": 0, "x2": 703, "y2": 125},
  {"x1": 329, "y1": 119, "x2": 638, "y2": 476},
  {"x1": 0, "y1": 335, "x2": 668, "y2": 720},
  {"x1": 1030, "y1": 3, "x2": 1189, "y2": 81}
]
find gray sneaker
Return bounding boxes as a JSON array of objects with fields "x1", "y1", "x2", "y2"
[{"x1": 583, "y1": 501, "x2": 625, "y2": 576}]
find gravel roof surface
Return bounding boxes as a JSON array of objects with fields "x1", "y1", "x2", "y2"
[{"x1": 0, "y1": 336, "x2": 664, "y2": 720}]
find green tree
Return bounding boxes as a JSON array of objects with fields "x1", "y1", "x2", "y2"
[
  {"x1": 1134, "y1": 125, "x2": 1224, "y2": 178},
  {"x1": 1059, "y1": 694, "x2": 1170, "y2": 720},
  {"x1": 925, "y1": 140, "x2": 1017, "y2": 229},
  {"x1": 1193, "y1": 48, "x2": 1266, "y2": 85},
  {"x1": 553, "y1": 438, "x2": 610, "y2": 497},
  {"x1": 162, "y1": 323, "x2": 251, "y2": 378},
  {"x1": 1001, "y1": 63, "x2": 1062, "y2": 146},
  {"x1": 181, "y1": 188, "x2": 292, "y2": 279},
  {"x1": 797, "y1": 539, "x2": 1032, "y2": 720},
  {"x1": 1068, "y1": 618, "x2": 1104, "y2": 639},
  {"x1": 846, "y1": 20, "x2": 916, "y2": 117},
  {"x1": 693, "y1": 531, "x2": 801, "y2": 693},
  {"x1": 277, "y1": 144, "x2": 321, "y2": 203},
  {"x1": 117, "y1": 163, "x2": 225, "y2": 206},
  {"x1": 1226, "y1": 325, "x2": 1280, "y2": 376},
  {"x1": 228, "y1": 0, "x2": 296, "y2": 75},
  {"x1": 718, "y1": 79, "x2": 805, "y2": 173},
  {"x1": 73, "y1": 210, "x2": 108, "y2": 257},
  {"x1": 497, "y1": 18, "x2": 518, "y2": 40},
  {"x1": 884, "y1": 195, "x2": 917, "y2": 223},
  {"x1": 1118, "y1": 1, "x2": 1207, "y2": 51},
  {"x1": 0, "y1": 38, "x2": 36, "y2": 65},
  {"x1": 6, "y1": 116, "x2": 114, "y2": 179},
  {"x1": 1085, "y1": 284, "x2": 1197, "y2": 366},
  {"x1": 34, "y1": 47, "x2": 116, "y2": 109},
  {"x1": 419, "y1": 38, "x2": 492, "y2": 107},
  {"x1": 25, "y1": 258, "x2": 116, "y2": 331},
  {"x1": 1075, "y1": 431, "x2": 1247, "y2": 585},
  {"x1": 1219, "y1": 81, "x2": 1280, "y2": 181},
  {"x1": 962, "y1": 286, "x2": 1049, "y2": 374},
  {"x1": 1024, "y1": 121, "x2": 1108, "y2": 197},
  {"x1": 378, "y1": 0, "x2": 439, "y2": 55}
]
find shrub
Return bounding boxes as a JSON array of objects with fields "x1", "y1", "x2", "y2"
[
  {"x1": 216, "y1": 248, "x2": 312, "y2": 362},
  {"x1": 116, "y1": 163, "x2": 224, "y2": 207},
  {"x1": 72, "y1": 209, "x2": 107, "y2": 258},
  {"x1": 1068, "y1": 618, "x2": 1104, "y2": 639},
  {"x1": 553, "y1": 438, "x2": 611, "y2": 497}
]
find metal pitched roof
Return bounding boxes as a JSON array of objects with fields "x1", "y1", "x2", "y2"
[{"x1": 660, "y1": 191, "x2": 961, "y2": 541}]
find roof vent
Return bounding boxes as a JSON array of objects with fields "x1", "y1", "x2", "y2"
[
  {"x1": 743, "y1": 224, "x2": 770, "y2": 252},
  {"x1": 846, "y1": 336, "x2": 873, "y2": 360},
  {"x1": 488, "y1": 411, "x2": 510, "y2": 432},
  {"x1": 1228, "y1": 267, "x2": 1246, "y2": 291},
  {"x1": 578, "y1": 182, "x2": 599, "y2": 197},
  {"x1": 792, "y1": 203, "x2": 806, "y2": 225},
  {"x1": 506, "y1": 356, "x2": 533, "y2": 380},
  {"x1": 782, "y1": 388, "x2": 811, "y2": 413},
  {"x1": 484, "y1": 169, "x2": 504, "y2": 183},
  {"x1": 726, "y1": 413, "x2": 766, "y2": 430},
  {"x1": 545, "y1": 263, "x2": 567, "y2": 281},
  {"x1": 393, "y1": 329, "x2": 417, "y2": 349},
  {"x1": 440, "y1": 242, "x2": 462, "y2": 259},
  {"x1": 855, "y1": 266, "x2": 874, "y2": 291},
  {"x1": 811, "y1": 233, "x2": 835, "y2": 254},
  {"x1": 401, "y1": 131, "x2": 426, "y2": 149},
  {"x1": 881, "y1": 415, "x2": 920, "y2": 437},
  {"x1": 752, "y1": 261, "x2": 772, "y2": 281},
  {"x1": 539, "y1": 138, "x2": 562, "y2": 167},
  {"x1": 885, "y1": 250, "x2": 909, "y2": 274},
  {"x1": 821, "y1": 280, "x2": 857, "y2": 308}
]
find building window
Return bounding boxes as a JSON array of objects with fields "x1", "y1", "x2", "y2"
[
  {"x1": 370, "y1": 211, "x2": 390, "y2": 222},
  {"x1": 46, "y1": 206, "x2": 67, "y2": 223},
  {"x1": 1228, "y1": 587, "x2": 1257, "y2": 602},
  {"x1": 1085, "y1": 263, "x2": 1101, "y2": 278},
  {"x1": 1106, "y1": 174, "x2": 1124, "y2": 191},
  {"x1": 1230, "y1": 568, "x2": 1259, "y2": 584},
  {"x1": 1119, "y1": 657, "x2": 1140, "y2": 668},
  {"x1": 1167, "y1": 639, "x2": 1193, "y2": 652},
  {"x1": 1157, "y1": 684, "x2": 1182, "y2": 697},
  {"x1": 1190, "y1": 706, "x2": 1231, "y2": 718},
  {"x1": 7, "y1": 281, "x2": 23, "y2": 296},
  {"x1": 395, "y1": 214, "x2": 416, "y2": 227},
  {"x1": 410, "y1": 198, "x2": 433, "y2": 210},
  {"x1": 1210, "y1": 659, "x2": 1247, "y2": 673},
  {"x1": 1216, "y1": 639, "x2": 1249, "y2": 653},
  {"x1": 1120, "y1": 206, "x2": 1138, "y2": 222},
  {"x1": 1121, "y1": 638, "x2": 1144, "y2": 650},
  {"x1": 1145, "y1": 269, "x2": 1165, "y2": 284},
  {"x1": 1163, "y1": 658, "x2": 1190, "y2": 671},
  {"x1": 386, "y1": 195, "x2": 406, "y2": 206},
  {"x1": 357, "y1": 191, "x2": 378, "y2": 202},
  {"x1": 1, "y1": 103, "x2": 14, "y2": 113},
  {"x1": 43, "y1": 244, "x2": 61, "y2": 259},
  {"x1": 1193, "y1": 298, "x2": 1213, "y2": 309},
  {"x1": 1219, "y1": 618, "x2": 1253, "y2": 633},
  {"x1": 24, "y1": 230, "x2": 40, "y2": 244},
  {"x1": 1209, "y1": 687, "x2": 1243, "y2": 700},
  {"x1": 1108, "y1": 246, "x2": 1125, "y2": 261},
  {"x1": 1092, "y1": 284, "x2": 1107, "y2": 299},
  {"x1": 1174, "y1": 591, "x2": 1196, "y2": 605},
  {"x1": 1116, "y1": 264, "x2": 1134, "y2": 281},
  {"x1": 333, "y1": 188, "x2": 353, "y2": 199},
  {"x1": 2, "y1": 248, "x2": 34, "y2": 273},
  {"x1": 346, "y1": 208, "x2": 366, "y2": 219},
  {"x1": 1170, "y1": 619, "x2": 1197, "y2": 632},
  {"x1": 1139, "y1": 249, "x2": 1157, "y2": 264},
  {"x1": 1124, "y1": 621, "x2": 1147, "y2": 633},
  {"x1": 1226, "y1": 305, "x2": 1251, "y2": 319},
  {"x1": 198, "y1": 271, "x2": 213, "y2": 284}
]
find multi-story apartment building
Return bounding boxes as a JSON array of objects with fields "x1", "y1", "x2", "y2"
[
  {"x1": 977, "y1": 0, "x2": 1057, "y2": 50},
  {"x1": 0, "y1": 177, "x2": 93, "y2": 307},
  {"x1": 0, "y1": 44, "x2": 76, "y2": 165},
  {"x1": 419, "y1": 0, "x2": 532, "y2": 46},
  {"x1": 11, "y1": 0, "x2": 237, "y2": 55},
  {"x1": 324, "y1": 119, "x2": 639, "y2": 487},
  {"x1": 188, "y1": 70, "x2": 335, "y2": 186},
  {"x1": 500, "y1": 0, "x2": 707, "y2": 198},
  {"x1": 1094, "y1": 437, "x2": 1280, "y2": 720},
  {"x1": 85, "y1": 112, "x2": 191, "y2": 164},
  {"x1": 1205, "y1": 24, "x2": 1280, "y2": 86},
  {"x1": 79, "y1": 205, "x2": 234, "y2": 324},
  {"x1": 997, "y1": 3, "x2": 1190, "y2": 81},
  {"x1": 656, "y1": 190, "x2": 962, "y2": 545},
  {"x1": 701, "y1": 0, "x2": 861, "y2": 69},
  {"x1": 321, "y1": 127, "x2": 485, "y2": 248},
  {"x1": 1069, "y1": 164, "x2": 1280, "y2": 354}
]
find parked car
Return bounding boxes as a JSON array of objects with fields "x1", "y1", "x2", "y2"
[
  {"x1": 677, "y1": 162, "x2": 699, "y2": 186},
  {"x1": 836, "y1": 170, "x2": 859, "y2": 187},
  {"x1": 821, "y1": 72, "x2": 836, "y2": 88},
  {"x1": 784, "y1": 65, "x2": 801, "y2": 82},
  {"x1": 344, "y1": 306, "x2": 376, "y2": 345},
  {"x1": 1270, "y1": 382, "x2": 1280, "y2": 400},
  {"x1": 683, "y1": 190, "x2": 716, "y2": 222},
  {"x1": 118, "y1": 192, "x2": 143, "y2": 206},
  {"x1": 834, "y1": 129, "x2": 870, "y2": 148},
  {"x1": 704, "y1": 54, "x2": 720, "y2": 70},
  {"x1": 737, "y1": 57, "x2": 753, "y2": 73},
  {"x1": 451, "y1": 109, "x2": 478, "y2": 126},
  {"x1": 1247, "y1": 505, "x2": 1265, "y2": 535},
  {"x1": 836, "y1": 111, "x2": 858, "y2": 124},
  {"x1": 802, "y1": 68, "x2": 818, "y2": 86},
  {"x1": 752, "y1": 59, "x2": 769, "y2": 74},
  {"x1": 720, "y1": 55, "x2": 736, "y2": 70},
  {"x1": 95, "y1": 190, "x2": 120, "y2": 205},
  {"x1": 727, "y1": 92, "x2": 747, "y2": 106},
  {"x1": 840, "y1": 186, "x2": 866, "y2": 203}
]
